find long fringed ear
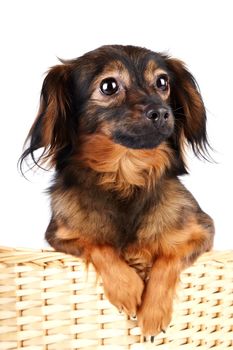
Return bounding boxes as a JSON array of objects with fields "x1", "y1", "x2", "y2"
[
  {"x1": 165, "y1": 57, "x2": 210, "y2": 160},
  {"x1": 19, "y1": 64, "x2": 73, "y2": 171}
]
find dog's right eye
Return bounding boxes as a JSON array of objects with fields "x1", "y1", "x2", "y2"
[{"x1": 100, "y1": 78, "x2": 119, "y2": 96}]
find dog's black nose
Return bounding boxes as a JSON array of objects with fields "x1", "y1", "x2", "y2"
[{"x1": 146, "y1": 107, "x2": 170, "y2": 122}]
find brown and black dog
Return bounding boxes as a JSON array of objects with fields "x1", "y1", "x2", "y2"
[{"x1": 20, "y1": 45, "x2": 214, "y2": 338}]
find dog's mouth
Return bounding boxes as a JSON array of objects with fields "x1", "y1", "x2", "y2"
[{"x1": 112, "y1": 126, "x2": 174, "y2": 150}]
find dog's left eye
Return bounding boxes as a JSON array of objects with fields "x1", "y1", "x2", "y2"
[
  {"x1": 100, "y1": 78, "x2": 119, "y2": 96},
  {"x1": 155, "y1": 75, "x2": 169, "y2": 91}
]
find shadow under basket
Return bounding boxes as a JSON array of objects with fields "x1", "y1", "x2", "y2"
[{"x1": 0, "y1": 247, "x2": 232, "y2": 350}]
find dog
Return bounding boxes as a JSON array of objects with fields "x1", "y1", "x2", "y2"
[{"x1": 20, "y1": 45, "x2": 214, "y2": 339}]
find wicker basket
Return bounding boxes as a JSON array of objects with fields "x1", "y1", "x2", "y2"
[{"x1": 0, "y1": 247, "x2": 232, "y2": 350}]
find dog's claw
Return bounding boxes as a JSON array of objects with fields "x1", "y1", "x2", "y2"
[
  {"x1": 143, "y1": 330, "x2": 165, "y2": 342},
  {"x1": 143, "y1": 336, "x2": 155, "y2": 342},
  {"x1": 150, "y1": 336, "x2": 155, "y2": 343},
  {"x1": 130, "y1": 314, "x2": 137, "y2": 320}
]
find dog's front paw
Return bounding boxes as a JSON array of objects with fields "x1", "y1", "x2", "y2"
[
  {"x1": 137, "y1": 297, "x2": 172, "y2": 337},
  {"x1": 102, "y1": 266, "x2": 144, "y2": 317}
]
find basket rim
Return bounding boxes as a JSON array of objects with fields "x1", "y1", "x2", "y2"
[{"x1": 0, "y1": 246, "x2": 232, "y2": 265}]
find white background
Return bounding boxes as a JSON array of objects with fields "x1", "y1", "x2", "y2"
[{"x1": 0, "y1": 0, "x2": 232, "y2": 249}]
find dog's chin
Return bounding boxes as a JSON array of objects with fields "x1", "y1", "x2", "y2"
[{"x1": 112, "y1": 130, "x2": 172, "y2": 150}]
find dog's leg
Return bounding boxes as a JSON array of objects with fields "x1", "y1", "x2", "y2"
[
  {"x1": 90, "y1": 245, "x2": 144, "y2": 317},
  {"x1": 137, "y1": 256, "x2": 180, "y2": 337},
  {"x1": 46, "y1": 219, "x2": 144, "y2": 317},
  {"x1": 137, "y1": 218, "x2": 214, "y2": 337}
]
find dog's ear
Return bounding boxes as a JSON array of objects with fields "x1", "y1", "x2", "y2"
[
  {"x1": 20, "y1": 64, "x2": 73, "y2": 170},
  {"x1": 165, "y1": 57, "x2": 209, "y2": 160}
]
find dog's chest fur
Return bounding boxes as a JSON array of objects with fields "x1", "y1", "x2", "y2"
[
  {"x1": 50, "y1": 164, "x2": 193, "y2": 250},
  {"x1": 50, "y1": 173, "x2": 157, "y2": 248}
]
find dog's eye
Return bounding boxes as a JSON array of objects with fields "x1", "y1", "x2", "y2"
[
  {"x1": 100, "y1": 78, "x2": 119, "y2": 96},
  {"x1": 155, "y1": 75, "x2": 169, "y2": 91}
]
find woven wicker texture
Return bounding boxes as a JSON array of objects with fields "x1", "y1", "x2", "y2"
[{"x1": 0, "y1": 247, "x2": 232, "y2": 350}]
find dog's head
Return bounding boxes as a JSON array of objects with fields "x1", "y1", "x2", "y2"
[{"x1": 20, "y1": 45, "x2": 209, "y2": 178}]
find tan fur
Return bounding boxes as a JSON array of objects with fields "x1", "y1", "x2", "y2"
[
  {"x1": 90, "y1": 245, "x2": 144, "y2": 316},
  {"x1": 137, "y1": 256, "x2": 181, "y2": 335},
  {"x1": 78, "y1": 134, "x2": 173, "y2": 196}
]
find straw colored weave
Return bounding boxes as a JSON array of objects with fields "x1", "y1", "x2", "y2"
[{"x1": 0, "y1": 247, "x2": 232, "y2": 350}]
